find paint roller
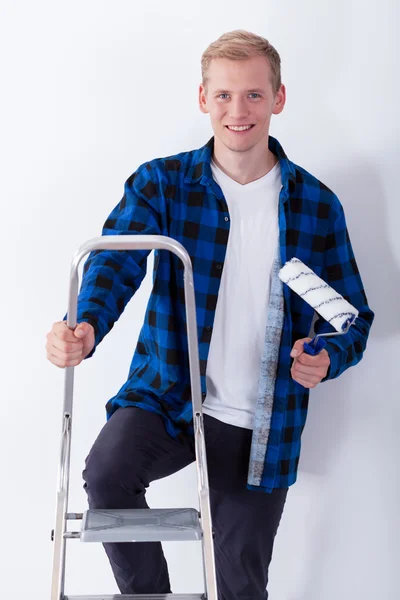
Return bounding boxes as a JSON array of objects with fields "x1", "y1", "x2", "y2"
[{"x1": 279, "y1": 257, "x2": 359, "y2": 356}]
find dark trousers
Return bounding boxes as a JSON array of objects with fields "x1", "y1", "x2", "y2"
[{"x1": 82, "y1": 407, "x2": 288, "y2": 599}]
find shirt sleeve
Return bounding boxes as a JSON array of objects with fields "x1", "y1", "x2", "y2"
[
  {"x1": 63, "y1": 165, "x2": 163, "y2": 358},
  {"x1": 314, "y1": 195, "x2": 375, "y2": 381}
]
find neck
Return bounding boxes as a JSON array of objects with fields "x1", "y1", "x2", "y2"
[{"x1": 212, "y1": 136, "x2": 278, "y2": 185}]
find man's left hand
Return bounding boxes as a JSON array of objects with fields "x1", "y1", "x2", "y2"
[{"x1": 290, "y1": 337, "x2": 331, "y2": 389}]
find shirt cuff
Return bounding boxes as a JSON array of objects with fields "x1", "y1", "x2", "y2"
[{"x1": 321, "y1": 340, "x2": 343, "y2": 382}]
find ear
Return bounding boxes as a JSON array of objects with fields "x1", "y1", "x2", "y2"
[
  {"x1": 199, "y1": 83, "x2": 209, "y2": 114},
  {"x1": 272, "y1": 84, "x2": 286, "y2": 116}
]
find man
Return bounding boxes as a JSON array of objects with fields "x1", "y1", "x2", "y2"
[{"x1": 46, "y1": 30, "x2": 374, "y2": 599}]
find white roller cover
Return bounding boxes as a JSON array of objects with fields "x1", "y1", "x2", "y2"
[{"x1": 279, "y1": 257, "x2": 359, "y2": 332}]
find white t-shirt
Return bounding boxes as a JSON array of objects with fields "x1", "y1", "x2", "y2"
[{"x1": 202, "y1": 158, "x2": 282, "y2": 429}]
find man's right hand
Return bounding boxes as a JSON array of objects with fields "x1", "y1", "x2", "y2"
[{"x1": 46, "y1": 321, "x2": 95, "y2": 368}]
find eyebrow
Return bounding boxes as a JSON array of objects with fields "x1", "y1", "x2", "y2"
[{"x1": 213, "y1": 88, "x2": 266, "y2": 94}]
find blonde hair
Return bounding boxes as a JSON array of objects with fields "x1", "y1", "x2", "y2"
[{"x1": 201, "y1": 30, "x2": 282, "y2": 95}]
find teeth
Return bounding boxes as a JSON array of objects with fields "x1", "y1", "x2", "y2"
[{"x1": 227, "y1": 125, "x2": 252, "y2": 131}]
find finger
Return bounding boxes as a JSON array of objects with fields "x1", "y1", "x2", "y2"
[
  {"x1": 290, "y1": 338, "x2": 312, "y2": 358},
  {"x1": 46, "y1": 352, "x2": 65, "y2": 368},
  {"x1": 291, "y1": 364, "x2": 321, "y2": 385},
  {"x1": 74, "y1": 322, "x2": 93, "y2": 339},
  {"x1": 293, "y1": 362, "x2": 325, "y2": 377},
  {"x1": 46, "y1": 348, "x2": 83, "y2": 366},
  {"x1": 46, "y1": 341, "x2": 83, "y2": 358},
  {"x1": 292, "y1": 375, "x2": 317, "y2": 389},
  {"x1": 46, "y1": 351, "x2": 82, "y2": 368},
  {"x1": 296, "y1": 352, "x2": 326, "y2": 367},
  {"x1": 53, "y1": 321, "x2": 79, "y2": 343},
  {"x1": 46, "y1": 334, "x2": 83, "y2": 355},
  {"x1": 46, "y1": 339, "x2": 83, "y2": 360}
]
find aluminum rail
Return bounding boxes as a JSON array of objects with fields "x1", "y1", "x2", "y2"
[{"x1": 51, "y1": 235, "x2": 217, "y2": 600}]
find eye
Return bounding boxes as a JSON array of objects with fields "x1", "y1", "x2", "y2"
[
  {"x1": 249, "y1": 93, "x2": 261, "y2": 99},
  {"x1": 218, "y1": 94, "x2": 230, "y2": 99}
]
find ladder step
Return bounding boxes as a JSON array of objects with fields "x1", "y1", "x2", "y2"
[
  {"x1": 65, "y1": 595, "x2": 205, "y2": 599},
  {"x1": 81, "y1": 508, "x2": 202, "y2": 543}
]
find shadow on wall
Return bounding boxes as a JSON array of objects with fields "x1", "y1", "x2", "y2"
[
  {"x1": 293, "y1": 157, "x2": 399, "y2": 600},
  {"x1": 300, "y1": 155, "x2": 399, "y2": 476},
  {"x1": 331, "y1": 155, "x2": 400, "y2": 340}
]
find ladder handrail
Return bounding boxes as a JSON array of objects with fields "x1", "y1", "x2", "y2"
[{"x1": 51, "y1": 235, "x2": 217, "y2": 600}]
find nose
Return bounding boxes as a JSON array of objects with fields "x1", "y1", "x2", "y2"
[{"x1": 228, "y1": 97, "x2": 250, "y2": 121}]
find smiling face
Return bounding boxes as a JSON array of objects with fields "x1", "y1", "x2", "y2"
[{"x1": 199, "y1": 55, "x2": 286, "y2": 155}]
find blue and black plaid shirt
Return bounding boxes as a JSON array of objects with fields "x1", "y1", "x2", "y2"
[{"x1": 72, "y1": 135, "x2": 374, "y2": 491}]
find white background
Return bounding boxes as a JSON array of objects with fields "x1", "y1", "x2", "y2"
[{"x1": 1, "y1": 1, "x2": 399, "y2": 599}]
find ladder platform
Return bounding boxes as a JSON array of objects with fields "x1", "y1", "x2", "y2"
[
  {"x1": 81, "y1": 508, "x2": 202, "y2": 543},
  {"x1": 65, "y1": 595, "x2": 205, "y2": 599}
]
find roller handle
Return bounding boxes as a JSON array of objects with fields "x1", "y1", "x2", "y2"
[{"x1": 303, "y1": 336, "x2": 327, "y2": 356}]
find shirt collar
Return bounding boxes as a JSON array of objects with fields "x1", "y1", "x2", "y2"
[{"x1": 183, "y1": 135, "x2": 296, "y2": 197}]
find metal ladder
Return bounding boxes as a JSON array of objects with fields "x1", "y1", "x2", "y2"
[{"x1": 50, "y1": 235, "x2": 218, "y2": 600}]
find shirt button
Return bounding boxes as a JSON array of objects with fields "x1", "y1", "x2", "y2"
[
  {"x1": 224, "y1": 216, "x2": 229, "y2": 222},
  {"x1": 216, "y1": 264, "x2": 222, "y2": 270},
  {"x1": 202, "y1": 392, "x2": 206, "y2": 399},
  {"x1": 205, "y1": 325, "x2": 212, "y2": 331}
]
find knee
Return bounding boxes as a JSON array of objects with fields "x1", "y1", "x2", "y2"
[{"x1": 82, "y1": 448, "x2": 145, "y2": 507}]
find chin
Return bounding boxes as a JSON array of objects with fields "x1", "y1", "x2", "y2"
[{"x1": 221, "y1": 138, "x2": 258, "y2": 153}]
